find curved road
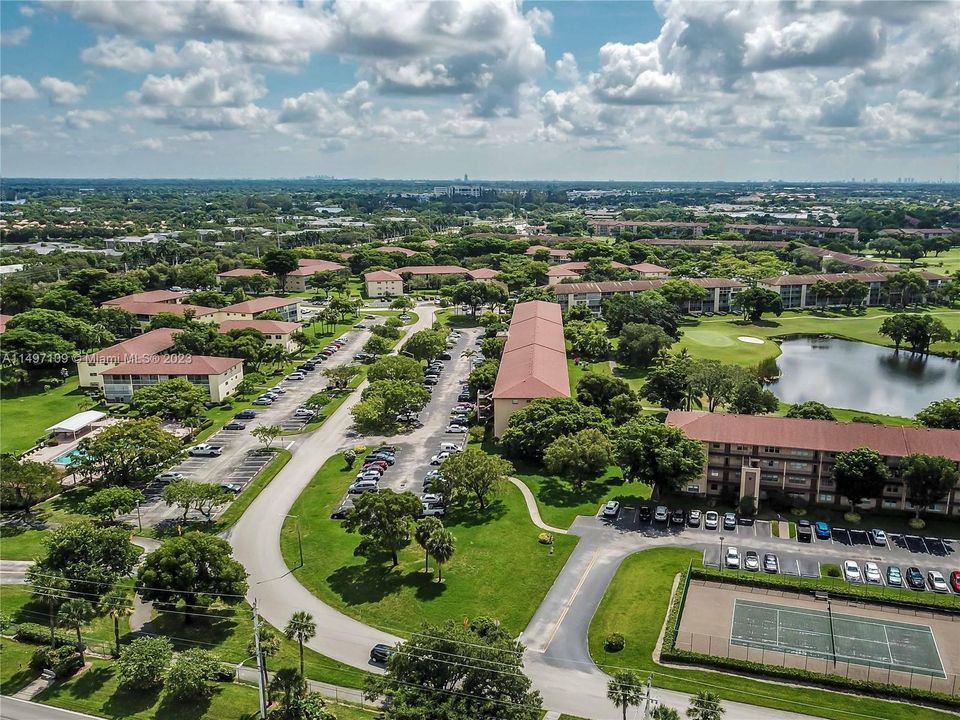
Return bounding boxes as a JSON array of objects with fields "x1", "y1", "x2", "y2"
[{"x1": 230, "y1": 303, "x2": 839, "y2": 720}]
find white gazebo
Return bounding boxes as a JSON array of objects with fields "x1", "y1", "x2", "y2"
[{"x1": 45, "y1": 410, "x2": 107, "y2": 440}]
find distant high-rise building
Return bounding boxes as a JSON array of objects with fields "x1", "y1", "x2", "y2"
[{"x1": 464, "y1": 173, "x2": 469, "y2": 182}]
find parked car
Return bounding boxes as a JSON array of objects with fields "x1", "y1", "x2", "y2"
[
  {"x1": 743, "y1": 551, "x2": 760, "y2": 571},
  {"x1": 424, "y1": 377, "x2": 439, "y2": 386},
  {"x1": 156, "y1": 471, "x2": 184, "y2": 484},
  {"x1": 796, "y1": 519, "x2": 812, "y2": 543},
  {"x1": 430, "y1": 452, "x2": 450, "y2": 465},
  {"x1": 887, "y1": 566, "x2": 903, "y2": 586},
  {"x1": 188, "y1": 444, "x2": 223, "y2": 457},
  {"x1": 370, "y1": 644, "x2": 392, "y2": 663},
  {"x1": 330, "y1": 502, "x2": 353, "y2": 519},
  {"x1": 927, "y1": 570, "x2": 949, "y2": 592},
  {"x1": 253, "y1": 397, "x2": 274, "y2": 406},
  {"x1": 293, "y1": 408, "x2": 316, "y2": 418},
  {"x1": 906, "y1": 566, "x2": 926, "y2": 590},
  {"x1": 234, "y1": 410, "x2": 257, "y2": 419},
  {"x1": 348, "y1": 480, "x2": 380, "y2": 494},
  {"x1": 602, "y1": 501, "x2": 620, "y2": 519},
  {"x1": 356, "y1": 469, "x2": 383, "y2": 481},
  {"x1": 654, "y1": 506, "x2": 669, "y2": 523},
  {"x1": 687, "y1": 510, "x2": 702, "y2": 528},
  {"x1": 439, "y1": 352, "x2": 452, "y2": 360},
  {"x1": 725, "y1": 546, "x2": 740, "y2": 569},
  {"x1": 269, "y1": 386, "x2": 286, "y2": 394},
  {"x1": 764, "y1": 553, "x2": 779, "y2": 573},
  {"x1": 638, "y1": 506, "x2": 651, "y2": 522},
  {"x1": 221, "y1": 483, "x2": 243, "y2": 494},
  {"x1": 445, "y1": 423, "x2": 467, "y2": 433},
  {"x1": 869, "y1": 528, "x2": 887, "y2": 545},
  {"x1": 223, "y1": 421, "x2": 247, "y2": 430},
  {"x1": 704, "y1": 511, "x2": 719, "y2": 530},
  {"x1": 670, "y1": 508, "x2": 685, "y2": 526},
  {"x1": 864, "y1": 562, "x2": 882, "y2": 584},
  {"x1": 949, "y1": 570, "x2": 960, "y2": 593},
  {"x1": 421, "y1": 503, "x2": 446, "y2": 517},
  {"x1": 286, "y1": 372, "x2": 306, "y2": 381},
  {"x1": 843, "y1": 560, "x2": 861, "y2": 583},
  {"x1": 723, "y1": 512, "x2": 737, "y2": 530},
  {"x1": 420, "y1": 493, "x2": 444, "y2": 506},
  {"x1": 365, "y1": 453, "x2": 395, "y2": 465},
  {"x1": 814, "y1": 521, "x2": 831, "y2": 540}
]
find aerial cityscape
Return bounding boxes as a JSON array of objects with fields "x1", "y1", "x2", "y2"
[{"x1": 1, "y1": 2, "x2": 958, "y2": 720}]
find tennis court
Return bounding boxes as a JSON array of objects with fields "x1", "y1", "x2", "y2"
[{"x1": 731, "y1": 598, "x2": 946, "y2": 678}]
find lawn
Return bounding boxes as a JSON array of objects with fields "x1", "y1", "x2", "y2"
[
  {"x1": 0, "y1": 638, "x2": 40, "y2": 695},
  {"x1": 884, "y1": 247, "x2": 960, "y2": 275},
  {"x1": 566, "y1": 356, "x2": 613, "y2": 396},
  {"x1": 588, "y1": 548, "x2": 956, "y2": 720},
  {"x1": 280, "y1": 456, "x2": 578, "y2": 635},
  {"x1": 0, "y1": 376, "x2": 96, "y2": 455},
  {"x1": 1, "y1": 485, "x2": 97, "y2": 561},
  {"x1": 772, "y1": 401, "x2": 915, "y2": 427},
  {"x1": 0, "y1": 526, "x2": 49, "y2": 561}
]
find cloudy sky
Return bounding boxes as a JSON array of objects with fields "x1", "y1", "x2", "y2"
[{"x1": 1, "y1": 0, "x2": 958, "y2": 181}]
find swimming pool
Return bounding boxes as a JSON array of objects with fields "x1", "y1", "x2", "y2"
[{"x1": 53, "y1": 448, "x2": 86, "y2": 466}]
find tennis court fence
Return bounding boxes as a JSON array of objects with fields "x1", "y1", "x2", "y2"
[{"x1": 673, "y1": 630, "x2": 960, "y2": 694}]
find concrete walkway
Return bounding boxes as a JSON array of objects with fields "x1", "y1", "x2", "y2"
[
  {"x1": 507, "y1": 477, "x2": 568, "y2": 535},
  {"x1": 0, "y1": 560, "x2": 32, "y2": 585}
]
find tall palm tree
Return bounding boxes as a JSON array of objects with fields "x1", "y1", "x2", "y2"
[
  {"x1": 98, "y1": 586, "x2": 132, "y2": 657},
  {"x1": 414, "y1": 517, "x2": 442, "y2": 574},
  {"x1": 686, "y1": 691, "x2": 725, "y2": 720},
  {"x1": 57, "y1": 599, "x2": 93, "y2": 663},
  {"x1": 28, "y1": 568, "x2": 70, "y2": 646},
  {"x1": 269, "y1": 667, "x2": 305, "y2": 709},
  {"x1": 284, "y1": 611, "x2": 317, "y2": 678},
  {"x1": 652, "y1": 706, "x2": 682, "y2": 720},
  {"x1": 607, "y1": 670, "x2": 643, "y2": 720},
  {"x1": 426, "y1": 528, "x2": 456, "y2": 583}
]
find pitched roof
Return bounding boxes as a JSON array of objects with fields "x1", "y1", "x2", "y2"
[
  {"x1": 630, "y1": 262, "x2": 670, "y2": 274},
  {"x1": 761, "y1": 271, "x2": 946, "y2": 286},
  {"x1": 80, "y1": 328, "x2": 178, "y2": 363},
  {"x1": 492, "y1": 301, "x2": 569, "y2": 400},
  {"x1": 102, "y1": 354, "x2": 243, "y2": 376},
  {"x1": 217, "y1": 268, "x2": 266, "y2": 277},
  {"x1": 466, "y1": 268, "x2": 500, "y2": 280},
  {"x1": 101, "y1": 300, "x2": 217, "y2": 317},
  {"x1": 375, "y1": 246, "x2": 418, "y2": 256},
  {"x1": 551, "y1": 278, "x2": 745, "y2": 295},
  {"x1": 218, "y1": 320, "x2": 302, "y2": 335},
  {"x1": 103, "y1": 290, "x2": 186, "y2": 305},
  {"x1": 0, "y1": 313, "x2": 11, "y2": 334},
  {"x1": 667, "y1": 411, "x2": 960, "y2": 462},
  {"x1": 289, "y1": 259, "x2": 347, "y2": 276},
  {"x1": 525, "y1": 245, "x2": 572, "y2": 257},
  {"x1": 364, "y1": 270, "x2": 404, "y2": 282},
  {"x1": 397, "y1": 265, "x2": 468, "y2": 275},
  {"x1": 221, "y1": 296, "x2": 298, "y2": 314},
  {"x1": 546, "y1": 261, "x2": 630, "y2": 278}
]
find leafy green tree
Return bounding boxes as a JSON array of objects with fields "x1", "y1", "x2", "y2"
[
  {"x1": 608, "y1": 391, "x2": 644, "y2": 424},
  {"x1": 269, "y1": 668, "x2": 307, "y2": 714},
  {"x1": 613, "y1": 418, "x2": 704, "y2": 491},
  {"x1": 84, "y1": 486, "x2": 144, "y2": 523},
  {"x1": 728, "y1": 381, "x2": 778, "y2": 415},
  {"x1": 352, "y1": 380, "x2": 431, "y2": 431},
  {"x1": 832, "y1": 448, "x2": 890, "y2": 508},
  {"x1": 365, "y1": 619, "x2": 542, "y2": 720},
  {"x1": 137, "y1": 533, "x2": 247, "y2": 620},
  {"x1": 183, "y1": 290, "x2": 230, "y2": 308},
  {"x1": 263, "y1": 249, "x2": 299, "y2": 290},
  {"x1": 28, "y1": 568, "x2": 70, "y2": 646},
  {"x1": 617, "y1": 322, "x2": 673, "y2": 367},
  {"x1": 367, "y1": 355, "x2": 424, "y2": 384},
  {"x1": 343, "y1": 489, "x2": 423, "y2": 566},
  {"x1": 403, "y1": 329, "x2": 447, "y2": 362},
  {"x1": 390, "y1": 295, "x2": 415, "y2": 310},
  {"x1": 607, "y1": 670, "x2": 644, "y2": 720},
  {"x1": 602, "y1": 291, "x2": 681, "y2": 337},
  {"x1": 785, "y1": 401, "x2": 836, "y2": 421},
  {"x1": 450, "y1": 281, "x2": 488, "y2": 318},
  {"x1": 810, "y1": 280, "x2": 838, "y2": 307},
  {"x1": 98, "y1": 586, "x2": 133, "y2": 657},
  {"x1": 689, "y1": 360, "x2": 749, "y2": 412},
  {"x1": 885, "y1": 270, "x2": 929, "y2": 306},
  {"x1": 323, "y1": 364, "x2": 360, "y2": 389},
  {"x1": 307, "y1": 271, "x2": 346, "y2": 298},
  {"x1": 439, "y1": 448, "x2": 514, "y2": 510},
  {"x1": 34, "y1": 522, "x2": 139, "y2": 602},
  {"x1": 467, "y1": 360, "x2": 499, "y2": 395},
  {"x1": 658, "y1": 279, "x2": 708, "y2": 309},
  {"x1": 501, "y1": 397, "x2": 608, "y2": 461},
  {"x1": 901, "y1": 314, "x2": 951, "y2": 354},
  {"x1": 161, "y1": 479, "x2": 230, "y2": 522},
  {"x1": 543, "y1": 429, "x2": 613, "y2": 490},
  {"x1": 7, "y1": 309, "x2": 110, "y2": 350},
  {"x1": 687, "y1": 691, "x2": 725, "y2": 720},
  {"x1": 900, "y1": 454, "x2": 960, "y2": 519},
  {"x1": 38, "y1": 287, "x2": 96, "y2": 318},
  {"x1": 652, "y1": 706, "x2": 682, "y2": 720},
  {"x1": 166, "y1": 648, "x2": 222, "y2": 700},
  {"x1": 71, "y1": 418, "x2": 184, "y2": 488},
  {"x1": 426, "y1": 528, "x2": 456, "y2": 583},
  {"x1": 252, "y1": 424, "x2": 283, "y2": 450},
  {"x1": 642, "y1": 353, "x2": 696, "y2": 410},
  {"x1": 0, "y1": 456, "x2": 61, "y2": 512},
  {"x1": 480, "y1": 335, "x2": 507, "y2": 360},
  {"x1": 731, "y1": 287, "x2": 783, "y2": 322},
  {"x1": 362, "y1": 334, "x2": 392, "y2": 356},
  {"x1": 916, "y1": 397, "x2": 960, "y2": 429},
  {"x1": 0, "y1": 281, "x2": 36, "y2": 313},
  {"x1": 878, "y1": 314, "x2": 911, "y2": 350},
  {"x1": 57, "y1": 599, "x2": 93, "y2": 663},
  {"x1": 117, "y1": 636, "x2": 173, "y2": 690},
  {"x1": 131, "y1": 378, "x2": 208, "y2": 423},
  {"x1": 565, "y1": 320, "x2": 610, "y2": 360},
  {"x1": 415, "y1": 517, "x2": 443, "y2": 574},
  {"x1": 284, "y1": 611, "x2": 317, "y2": 678}
]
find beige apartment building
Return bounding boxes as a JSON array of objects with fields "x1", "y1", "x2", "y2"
[
  {"x1": 364, "y1": 270, "x2": 405, "y2": 297},
  {"x1": 76, "y1": 328, "x2": 178, "y2": 390},
  {"x1": 101, "y1": 355, "x2": 244, "y2": 403},
  {"x1": 218, "y1": 319, "x2": 303, "y2": 353}
]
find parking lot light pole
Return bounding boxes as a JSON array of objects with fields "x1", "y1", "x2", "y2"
[{"x1": 719, "y1": 535, "x2": 725, "y2": 572}]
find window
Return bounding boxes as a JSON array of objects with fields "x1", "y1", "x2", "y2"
[
  {"x1": 734, "y1": 445, "x2": 747, "y2": 451},
  {"x1": 709, "y1": 483, "x2": 719, "y2": 491},
  {"x1": 709, "y1": 470, "x2": 720, "y2": 478},
  {"x1": 789, "y1": 462, "x2": 808, "y2": 470},
  {"x1": 882, "y1": 500, "x2": 899, "y2": 509},
  {"x1": 763, "y1": 446, "x2": 780, "y2": 454},
  {"x1": 686, "y1": 484, "x2": 700, "y2": 493},
  {"x1": 819, "y1": 494, "x2": 834, "y2": 503},
  {"x1": 765, "y1": 460, "x2": 775, "y2": 467}
]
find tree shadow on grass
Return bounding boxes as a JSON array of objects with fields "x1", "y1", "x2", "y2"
[
  {"x1": 102, "y1": 683, "x2": 160, "y2": 717},
  {"x1": 731, "y1": 318, "x2": 780, "y2": 328},
  {"x1": 155, "y1": 687, "x2": 214, "y2": 720},
  {"x1": 532, "y1": 474, "x2": 628, "y2": 512},
  {"x1": 327, "y1": 557, "x2": 448, "y2": 607},
  {"x1": 62, "y1": 664, "x2": 114, "y2": 700},
  {"x1": 446, "y1": 498, "x2": 506, "y2": 528},
  {"x1": 147, "y1": 610, "x2": 242, "y2": 655}
]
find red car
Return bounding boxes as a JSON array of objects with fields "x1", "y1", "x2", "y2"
[{"x1": 950, "y1": 571, "x2": 960, "y2": 593}]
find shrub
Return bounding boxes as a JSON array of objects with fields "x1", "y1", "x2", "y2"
[
  {"x1": 843, "y1": 511, "x2": 862, "y2": 523},
  {"x1": 738, "y1": 496, "x2": 757, "y2": 517},
  {"x1": 467, "y1": 426, "x2": 485, "y2": 444},
  {"x1": 16, "y1": 623, "x2": 78, "y2": 649},
  {"x1": 604, "y1": 632, "x2": 625, "y2": 652},
  {"x1": 908, "y1": 517, "x2": 926, "y2": 530},
  {"x1": 117, "y1": 636, "x2": 173, "y2": 691},
  {"x1": 31, "y1": 646, "x2": 84, "y2": 677},
  {"x1": 822, "y1": 563, "x2": 842, "y2": 578},
  {"x1": 537, "y1": 532, "x2": 554, "y2": 545}
]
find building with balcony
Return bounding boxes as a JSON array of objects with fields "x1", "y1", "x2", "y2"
[
  {"x1": 759, "y1": 271, "x2": 946, "y2": 309},
  {"x1": 76, "y1": 328, "x2": 178, "y2": 390},
  {"x1": 217, "y1": 319, "x2": 303, "y2": 353},
  {"x1": 364, "y1": 270, "x2": 405, "y2": 297},
  {"x1": 101, "y1": 354, "x2": 244, "y2": 403},
  {"x1": 217, "y1": 296, "x2": 301, "y2": 322},
  {"x1": 552, "y1": 278, "x2": 745, "y2": 315}
]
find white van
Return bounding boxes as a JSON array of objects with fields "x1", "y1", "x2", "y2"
[{"x1": 439, "y1": 442, "x2": 462, "y2": 453}]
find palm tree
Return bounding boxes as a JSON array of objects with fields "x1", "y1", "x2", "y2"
[
  {"x1": 284, "y1": 611, "x2": 317, "y2": 678},
  {"x1": 57, "y1": 599, "x2": 93, "y2": 663},
  {"x1": 269, "y1": 667, "x2": 306, "y2": 709},
  {"x1": 98, "y1": 586, "x2": 132, "y2": 657},
  {"x1": 28, "y1": 568, "x2": 70, "y2": 646},
  {"x1": 652, "y1": 706, "x2": 682, "y2": 720},
  {"x1": 414, "y1": 517, "x2": 442, "y2": 574},
  {"x1": 687, "y1": 691, "x2": 725, "y2": 720},
  {"x1": 607, "y1": 670, "x2": 643, "y2": 720},
  {"x1": 426, "y1": 528, "x2": 456, "y2": 583}
]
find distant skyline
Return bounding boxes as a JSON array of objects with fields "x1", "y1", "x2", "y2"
[{"x1": 1, "y1": 1, "x2": 958, "y2": 181}]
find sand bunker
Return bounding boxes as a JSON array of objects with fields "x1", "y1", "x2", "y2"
[{"x1": 737, "y1": 336, "x2": 764, "y2": 345}]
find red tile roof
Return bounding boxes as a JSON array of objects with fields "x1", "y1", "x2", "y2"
[
  {"x1": 102, "y1": 300, "x2": 218, "y2": 317},
  {"x1": 493, "y1": 301, "x2": 570, "y2": 400},
  {"x1": 397, "y1": 265, "x2": 468, "y2": 275},
  {"x1": 546, "y1": 261, "x2": 630, "y2": 278},
  {"x1": 102, "y1": 354, "x2": 243, "y2": 376},
  {"x1": 466, "y1": 268, "x2": 500, "y2": 280},
  {"x1": 221, "y1": 296, "x2": 298, "y2": 314},
  {"x1": 289, "y1": 259, "x2": 347, "y2": 276},
  {"x1": 103, "y1": 290, "x2": 186, "y2": 305},
  {"x1": 80, "y1": 328, "x2": 178, "y2": 363},
  {"x1": 667, "y1": 411, "x2": 960, "y2": 461},
  {"x1": 364, "y1": 270, "x2": 403, "y2": 282},
  {"x1": 217, "y1": 268, "x2": 266, "y2": 278},
  {"x1": 761, "y1": 271, "x2": 946, "y2": 286},
  {"x1": 630, "y1": 262, "x2": 670, "y2": 274},
  {"x1": 375, "y1": 246, "x2": 418, "y2": 256},
  {"x1": 218, "y1": 320, "x2": 302, "y2": 335},
  {"x1": 525, "y1": 245, "x2": 572, "y2": 257},
  {"x1": 0, "y1": 313, "x2": 11, "y2": 334}
]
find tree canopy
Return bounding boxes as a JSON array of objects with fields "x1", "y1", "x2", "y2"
[{"x1": 501, "y1": 397, "x2": 608, "y2": 461}]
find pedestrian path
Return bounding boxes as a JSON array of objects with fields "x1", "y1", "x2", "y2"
[{"x1": 507, "y1": 477, "x2": 568, "y2": 535}]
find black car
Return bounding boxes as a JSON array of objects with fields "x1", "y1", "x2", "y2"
[
  {"x1": 234, "y1": 409, "x2": 257, "y2": 420},
  {"x1": 905, "y1": 566, "x2": 926, "y2": 590},
  {"x1": 374, "y1": 446, "x2": 397, "y2": 454},
  {"x1": 457, "y1": 392, "x2": 472, "y2": 403},
  {"x1": 439, "y1": 352, "x2": 452, "y2": 360},
  {"x1": 638, "y1": 506, "x2": 651, "y2": 522},
  {"x1": 670, "y1": 508, "x2": 686, "y2": 525},
  {"x1": 364, "y1": 453, "x2": 395, "y2": 466},
  {"x1": 223, "y1": 421, "x2": 247, "y2": 430},
  {"x1": 330, "y1": 502, "x2": 353, "y2": 519},
  {"x1": 797, "y1": 519, "x2": 812, "y2": 543},
  {"x1": 370, "y1": 643, "x2": 392, "y2": 663}
]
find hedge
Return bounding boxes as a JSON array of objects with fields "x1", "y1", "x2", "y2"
[
  {"x1": 16, "y1": 623, "x2": 82, "y2": 650},
  {"x1": 31, "y1": 645, "x2": 84, "y2": 678},
  {"x1": 663, "y1": 568, "x2": 960, "y2": 710}
]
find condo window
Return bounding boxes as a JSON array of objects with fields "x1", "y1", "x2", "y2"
[{"x1": 686, "y1": 484, "x2": 700, "y2": 493}]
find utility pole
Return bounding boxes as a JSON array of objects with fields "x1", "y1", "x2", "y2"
[
  {"x1": 252, "y1": 600, "x2": 267, "y2": 719},
  {"x1": 642, "y1": 674, "x2": 653, "y2": 719},
  {"x1": 827, "y1": 598, "x2": 837, "y2": 666}
]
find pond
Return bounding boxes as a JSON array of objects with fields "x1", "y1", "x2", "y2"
[{"x1": 766, "y1": 337, "x2": 960, "y2": 417}]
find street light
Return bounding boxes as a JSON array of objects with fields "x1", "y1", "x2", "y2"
[{"x1": 719, "y1": 535, "x2": 725, "y2": 572}]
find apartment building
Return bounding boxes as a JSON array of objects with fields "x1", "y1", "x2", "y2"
[
  {"x1": 282, "y1": 259, "x2": 348, "y2": 292},
  {"x1": 217, "y1": 268, "x2": 266, "y2": 283},
  {"x1": 76, "y1": 328, "x2": 178, "y2": 390},
  {"x1": 101, "y1": 355, "x2": 244, "y2": 403},
  {"x1": 466, "y1": 268, "x2": 501, "y2": 282},
  {"x1": 364, "y1": 270, "x2": 405, "y2": 297},
  {"x1": 667, "y1": 411, "x2": 960, "y2": 515},
  {"x1": 491, "y1": 300, "x2": 570, "y2": 438},
  {"x1": 218, "y1": 319, "x2": 303, "y2": 352},
  {"x1": 759, "y1": 271, "x2": 946, "y2": 309},
  {"x1": 588, "y1": 220, "x2": 708, "y2": 237},
  {"x1": 397, "y1": 265, "x2": 469, "y2": 289},
  {"x1": 725, "y1": 224, "x2": 860, "y2": 243},
  {"x1": 524, "y1": 245, "x2": 573, "y2": 264},
  {"x1": 879, "y1": 228, "x2": 959, "y2": 241},
  {"x1": 552, "y1": 278, "x2": 745, "y2": 315},
  {"x1": 103, "y1": 290, "x2": 187, "y2": 305},
  {"x1": 101, "y1": 298, "x2": 219, "y2": 327},
  {"x1": 545, "y1": 261, "x2": 631, "y2": 285},
  {"x1": 217, "y1": 296, "x2": 301, "y2": 322}
]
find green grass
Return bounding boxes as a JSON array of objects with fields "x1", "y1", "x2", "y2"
[
  {"x1": 0, "y1": 377, "x2": 97, "y2": 455},
  {"x1": 280, "y1": 456, "x2": 578, "y2": 636},
  {"x1": 0, "y1": 526, "x2": 50, "y2": 561},
  {"x1": 884, "y1": 247, "x2": 960, "y2": 275},
  {"x1": 772, "y1": 401, "x2": 915, "y2": 427},
  {"x1": 0, "y1": 638, "x2": 41, "y2": 694},
  {"x1": 212, "y1": 448, "x2": 291, "y2": 531},
  {"x1": 589, "y1": 548, "x2": 955, "y2": 720},
  {"x1": 2, "y1": 486, "x2": 98, "y2": 561}
]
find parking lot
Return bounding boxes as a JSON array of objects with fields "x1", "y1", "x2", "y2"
[{"x1": 125, "y1": 319, "x2": 382, "y2": 527}]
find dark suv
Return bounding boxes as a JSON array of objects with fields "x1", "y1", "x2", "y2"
[
  {"x1": 638, "y1": 506, "x2": 651, "y2": 522},
  {"x1": 905, "y1": 566, "x2": 925, "y2": 590},
  {"x1": 370, "y1": 644, "x2": 392, "y2": 663}
]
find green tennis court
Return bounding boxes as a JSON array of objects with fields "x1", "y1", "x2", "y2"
[{"x1": 730, "y1": 599, "x2": 946, "y2": 678}]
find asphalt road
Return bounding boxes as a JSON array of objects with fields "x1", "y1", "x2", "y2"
[{"x1": 0, "y1": 697, "x2": 99, "y2": 720}]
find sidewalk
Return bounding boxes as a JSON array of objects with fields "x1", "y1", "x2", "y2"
[{"x1": 235, "y1": 665, "x2": 380, "y2": 711}]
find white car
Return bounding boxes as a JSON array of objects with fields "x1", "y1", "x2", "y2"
[
  {"x1": 725, "y1": 546, "x2": 740, "y2": 569},
  {"x1": 869, "y1": 528, "x2": 887, "y2": 546},
  {"x1": 293, "y1": 408, "x2": 316, "y2": 418},
  {"x1": 445, "y1": 424, "x2": 467, "y2": 433},
  {"x1": 430, "y1": 452, "x2": 450, "y2": 465},
  {"x1": 843, "y1": 560, "x2": 862, "y2": 583},
  {"x1": 286, "y1": 372, "x2": 306, "y2": 381},
  {"x1": 155, "y1": 471, "x2": 184, "y2": 484},
  {"x1": 420, "y1": 493, "x2": 444, "y2": 505},
  {"x1": 188, "y1": 444, "x2": 223, "y2": 457},
  {"x1": 421, "y1": 503, "x2": 446, "y2": 517},
  {"x1": 654, "y1": 506, "x2": 669, "y2": 522},
  {"x1": 928, "y1": 570, "x2": 949, "y2": 592},
  {"x1": 864, "y1": 562, "x2": 882, "y2": 584},
  {"x1": 602, "y1": 501, "x2": 620, "y2": 519},
  {"x1": 704, "y1": 511, "x2": 719, "y2": 530}
]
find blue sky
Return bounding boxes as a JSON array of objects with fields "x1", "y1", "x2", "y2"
[{"x1": 1, "y1": 1, "x2": 957, "y2": 181}]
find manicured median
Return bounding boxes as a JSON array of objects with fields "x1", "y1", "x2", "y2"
[{"x1": 280, "y1": 455, "x2": 578, "y2": 635}]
